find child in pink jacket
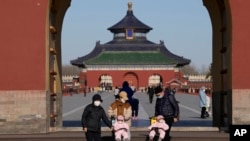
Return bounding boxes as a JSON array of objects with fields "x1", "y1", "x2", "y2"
[
  {"x1": 113, "y1": 115, "x2": 129, "y2": 141},
  {"x1": 148, "y1": 115, "x2": 169, "y2": 141}
]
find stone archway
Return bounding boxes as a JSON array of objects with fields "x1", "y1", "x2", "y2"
[
  {"x1": 148, "y1": 74, "x2": 161, "y2": 86},
  {"x1": 1, "y1": 0, "x2": 250, "y2": 134},
  {"x1": 51, "y1": 0, "x2": 250, "y2": 132},
  {"x1": 123, "y1": 72, "x2": 139, "y2": 89},
  {"x1": 99, "y1": 74, "x2": 113, "y2": 91}
]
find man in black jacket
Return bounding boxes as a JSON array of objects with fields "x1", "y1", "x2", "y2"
[
  {"x1": 81, "y1": 94, "x2": 113, "y2": 141},
  {"x1": 154, "y1": 85, "x2": 179, "y2": 141}
]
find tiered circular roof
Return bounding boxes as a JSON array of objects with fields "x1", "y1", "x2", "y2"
[{"x1": 71, "y1": 2, "x2": 190, "y2": 68}]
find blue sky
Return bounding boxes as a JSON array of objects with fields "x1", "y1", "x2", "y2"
[{"x1": 62, "y1": 0, "x2": 212, "y2": 69}]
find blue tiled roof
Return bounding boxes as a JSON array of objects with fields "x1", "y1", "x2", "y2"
[
  {"x1": 108, "y1": 10, "x2": 152, "y2": 33},
  {"x1": 70, "y1": 43, "x2": 191, "y2": 67}
]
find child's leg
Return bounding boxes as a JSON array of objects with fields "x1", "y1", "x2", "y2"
[
  {"x1": 115, "y1": 132, "x2": 122, "y2": 141},
  {"x1": 159, "y1": 130, "x2": 166, "y2": 139},
  {"x1": 121, "y1": 131, "x2": 129, "y2": 140},
  {"x1": 149, "y1": 131, "x2": 155, "y2": 139}
]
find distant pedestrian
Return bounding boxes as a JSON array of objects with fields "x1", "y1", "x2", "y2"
[
  {"x1": 119, "y1": 81, "x2": 134, "y2": 106},
  {"x1": 131, "y1": 98, "x2": 139, "y2": 120},
  {"x1": 81, "y1": 94, "x2": 113, "y2": 141},
  {"x1": 130, "y1": 84, "x2": 136, "y2": 92},
  {"x1": 147, "y1": 85, "x2": 154, "y2": 104},
  {"x1": 171, "y1": 88, "x2": 176, "y2": 94},
  {"x1": 199, "y1": 86, "x2": 207, "y2": 118},
  {"x1": 69, "y1": 87, "x2": 73, "y2": 96},
  {"x1": 114, "y1": 86, "x2": 120, "y2": 100},
  {"x1": 205, "y1": 90, "x2": 211, "y2": 117},
  {"x1": 84, "y1": 87, "x2": 87, "y2": 97}
]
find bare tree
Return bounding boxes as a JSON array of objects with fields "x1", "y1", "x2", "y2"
[
  {"x1": 62, "y1": 65, "x2": 81, "y2": 75},
  {"x1": 180, "y1": 64, "x2": 199, "y2": 75},
  {"x1": 206, "y1": 63, "x2": 213, "y2": 80},
  {"x1": 199, "y1": 64, "x2": 209, "y2": 75}
]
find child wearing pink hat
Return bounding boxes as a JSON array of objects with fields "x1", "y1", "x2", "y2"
[
  {"x1": 148, "y1": 115, "x2": 169, "y2": 141},
  {"x1": 113, "y1": 115, "x2": 130, "y2": 141}
]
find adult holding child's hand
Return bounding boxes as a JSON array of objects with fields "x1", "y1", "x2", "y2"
[{"x1": 81, "y1": 94, "x2": 113, "y2": 141}]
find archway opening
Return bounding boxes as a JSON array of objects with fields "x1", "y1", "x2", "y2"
[{"x1": 61, "y1": 0, "x2": 213, "y2": 128}]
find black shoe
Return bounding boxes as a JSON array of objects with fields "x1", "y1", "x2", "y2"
[
  {"x1": 205, "y1": 112, "x2": 209, "y2": 117},
  {"x1": 201, "y1": 116, "x2": 206, "y2": 118}
]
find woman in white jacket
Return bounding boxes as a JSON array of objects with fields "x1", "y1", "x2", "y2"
[{"x1": 199, "y1": 86, "x2": 207, "y2": 118}]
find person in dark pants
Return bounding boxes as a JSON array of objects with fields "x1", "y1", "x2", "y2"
[
  {"x1": 147, "y1": 85, "x2": 155, "y2": 104},
  {"x1": 84, "y1": 87, "x2": 87, "y2": 97},
  {"x1": 154, "y1": 85, "x2": 179, "y2": 141},
  {"x1": 81, "y1": 94, "x2": 113, "y2": 141},
  {"x1": 131, "y1": 98, "x2": 139, "y2": 120}
]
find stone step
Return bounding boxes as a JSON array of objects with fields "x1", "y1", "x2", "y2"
[{"x1": 0, "y1": 131, "x2": 229, "y2": 141}]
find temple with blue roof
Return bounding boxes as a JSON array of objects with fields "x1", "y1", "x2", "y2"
[{"x1": 71, "y1": 2, "x2": 190, "y2": 91}]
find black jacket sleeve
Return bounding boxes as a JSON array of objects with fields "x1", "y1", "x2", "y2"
[
  {"x1": 154, "y1": 98, "x2": 160, "y2": 116},
  {"x1": 169, "y1": 94, "x2": 179, "y2": 118},
  {"x1": 81, "y1": 105, "x2": 90, "y2": 128},
  {"x1": 101, "y1": 108, "x2": 112, "y2": 128}
]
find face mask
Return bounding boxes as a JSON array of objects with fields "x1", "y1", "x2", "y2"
[
  {"x1": 117, "y1": 121, "x2": 123, "y2": 124},
  {"x1": 158, "y1": 119, "x2": 164, "y2": 123},
  {"x1": 120, "y1": 99, "x2": 126, "y2": 103},
  {"x1": 157, "y1": 95, "x2": 163, "y2": 99},
  {"x1": 94, "y1": 101, "x2": 101, "y2": 106}
]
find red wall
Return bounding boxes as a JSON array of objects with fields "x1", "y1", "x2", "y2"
[
  {"x1": 230, "y1": 1, "x2": 250, "y2": 89},
  {"x1": 0, "y1": 0, "x2": 48, "y2": 90},
  {"x1": 85, "y1": 69, "x2": 178, "y2": 88}
]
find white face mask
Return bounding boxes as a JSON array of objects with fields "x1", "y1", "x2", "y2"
[
  {"x1": 117, "y1": 121, "x2": 123, "y2": 124},
  {"x1": 94, "y1": 101, "x2": 101, "y2": 106},
  {"x1": 157, "y1": 95, "x2": 163, "y2": 99},
  {"x1": 120, "y1": 98, "x2": 126, "y2": 103},
  {"x1": 158, "y1": 119, "x2": 164, "y2": 123}
]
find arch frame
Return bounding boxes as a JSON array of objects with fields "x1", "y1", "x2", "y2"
[{"x1": 0, "y1": 0, "x2": 250, "y2": 134}]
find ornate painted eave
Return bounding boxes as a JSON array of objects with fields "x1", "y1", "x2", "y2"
[{"x1": 70, "y1": 43, "x2": 190, "y2": 67}]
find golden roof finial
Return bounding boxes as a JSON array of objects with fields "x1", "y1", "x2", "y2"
[{"x1": 128, "y1": 2, "x2": 132, "y2": 11}]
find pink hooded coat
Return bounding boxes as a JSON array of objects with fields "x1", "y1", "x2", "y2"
[
  {"x1": 113, "y1": 115, "x2": 129, "y2": 140},
  {"x1": 148, "y1": 115, "x2": 169, "y2": 139}
]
